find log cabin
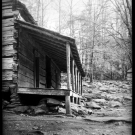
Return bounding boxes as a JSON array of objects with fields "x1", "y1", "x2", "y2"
[{"x1": 2, "y1": 0, "x2": 85, "y2": 114}]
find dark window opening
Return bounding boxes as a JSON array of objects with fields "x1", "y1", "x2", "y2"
[
  {"x1": 35, "y1": 57, "x2": 39, "y2": 88},
  {"x1": 46, "y1": 56, "x2": 51, "y2": 88}
]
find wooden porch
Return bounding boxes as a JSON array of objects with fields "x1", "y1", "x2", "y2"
[
  {"x1": 17, "y1": 88, "x2": 82, "y2": 99},
  {"x1": 17, "y1": 87, "x2": 82, "y2": 114}
]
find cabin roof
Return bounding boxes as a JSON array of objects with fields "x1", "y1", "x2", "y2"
[{"x1": 16, "y1": 20, "x2": 85, "y2": 77}]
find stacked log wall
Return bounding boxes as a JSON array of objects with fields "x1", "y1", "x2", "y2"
[
  {"x1": 18, "y1": 29, "x2": 46, "y2": 88},
  {"x1": 2, "y1": 0, "x2": 18, "y2": 93}
]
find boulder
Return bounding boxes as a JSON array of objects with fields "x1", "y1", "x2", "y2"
[
  {"x1": 37, "y1": 104, "x2": 48, "y2": 110},
  {"x1": 12, "y1": 106, "x2": 29, "y2": 113},
  {"x1": 109, "y1": 101, "x2": 122, "y2": 108},
  {"x1": 99, "y1": 86, "x2": 109, "y2": 91},
  {"x1": 34, "y1": 108, "x2": 48, "y2": 115},
  {"x1": 47, "y1": 98, "x2": 63, "y2": 106},
  {"x1": 78, "y1": 107, "x2": 92, "y2": 115},
  {"x1": 96, "y1": 82, "x2": 103, "y2": 87},
  {"x1": 71, "y1": 104, "x2": 79, "y2": 113},
  {"x1": 109, "y1": 87, "x2": 117, "y2": 91},
  {"x1": 2, "y1": 100, "x2": 10, "y2": 109},
  {"x1": 93, "y1": 99, "x2": 106, "y2": 104},
  {"x1": 2, "y1": 100, "x2": 10, "y2": 105},
  {"x1": 49, "y1": 106, "x2": 59, "y2": 112},
  {"x1": 86, "y1": 102, "x2": 101, "y2": 109},
  {"x1": 93, "y1": 99, "x2": 106, "y2": 103},
  {"x1": 58, "y1": 107, "x2": 66, "y2": 114},
  {"x1": 38, "y1": 98, "x2": 47, "y2": 105},
  {"x1": 123, "y1": 96, "x2": 132, "y2": 100},
  {"x1": 6, "y1": 104, "x2": 21, "y2": 108},
  {"x1": 32, "y1": 104, "x2": 49, "y2": 115},
  {"x1": 105, "y1": 94, "x2": 114, "y2": 101}
]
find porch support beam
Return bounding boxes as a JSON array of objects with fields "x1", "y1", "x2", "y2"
[
  {"x1": 81, "y1": 76, "x2": 82, "y2": 95},
  {"x1": 66, "y1": 42, "x2": 71, "y2": 114},
  {"x1": 77, "y1": 70, "x2": 79, "y2": 94},
  {"x1": 75, "y1": 67, "x2": 78, "y2": 93},
  {"x1": 71, "y1": 59, "x2": 75, "y2": 92},
  {"x1": 79, "y1": 73, "x2": 81, "y2": 95}
]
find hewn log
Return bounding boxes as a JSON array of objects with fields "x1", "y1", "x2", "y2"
[
  {"x1": 2, "y1": 18, "x2": 14, "y2": 27},
  {"x1": 18, "y1": 73, "x2": 34, "y2": 85},
  {"x1": 2, "y1": 39, "x2": 16, "y2": 46},
  {"x1": 2, "y1": 58, "x2": 14, "y2": 70},
  {"x1": 2, "y1": 86, "x2": 9, "y2": 92},
  {"x1": 18, "y1": 64, "x2": 34, "y2": 80},
  {"x1": 20, "y1": 29, "x2": 45, "y2": 61},
  {"x1": 2, "y1": 44, "x2": 14, "y2": 50},
  {"x1": 2, "y1": 80, "x2": 15, "y2": 86},
  {"x1": 19, "y1": 42, "x2": 34, "y2": 62},
  {"x1": 2, "y1": 10, "x2": 19, "y2": 18},
  {"x1": 2, "y1": 5, "x2": 12, "y2": 10},
  {"x1": 2, "y1": 0, "x2": 12, "y2": 3},
  {"x1": 18, "y1": 53, "x2": 34, "y2": 71},
  {"x1": 2, "y1": 26, "x2": 14, "y2": 32},
  {"x1": 18, "y1": 80, "x2": 34, "y2": 88},
  {"x1": 2, "y1": 8, "x2": 12, "y2": 14},
  {"x1": 2, "y1": 49, "x2": 17, "y2": 57},
  {"x1": 2, "y1": 70, "x2": 13, "y2": 80}
]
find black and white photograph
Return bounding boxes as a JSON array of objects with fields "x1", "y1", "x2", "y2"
[{"x1": 2, "y1": 0, "x2": 132, "y2": 134}]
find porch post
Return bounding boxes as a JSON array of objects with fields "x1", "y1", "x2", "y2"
[
  {"x1": 66, "y1": 42, "x2": 71, "y2": 114},
  {"x1": 78, "y1": 72, "x2": 80, "y2": 94},
  {"x1": 79, "y1": 74, "x2": 81, "y2": 95},
  {"x1": 75, "y1": 66, "x2": 77, "y2": 92},
  {"x1": 77, "y1": 70, "x2": 79, "y2": 94},
  {"x1": 81, "y1": 76, "x2": 82, "y2": 95},
  {"x1": 75, "y1": 68, "x2": 78, "y2": 93},
  {"x1": 72, "y1": 60, "x2": 75, "y2": 92}
]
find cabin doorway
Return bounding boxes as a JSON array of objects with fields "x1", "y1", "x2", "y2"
[{"x1": 46, "y1": 56, "x2": 51, "y2": 88}]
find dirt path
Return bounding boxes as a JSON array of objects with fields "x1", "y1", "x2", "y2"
[{"x1": 3, "y1": 112, "x2": 132, "y2": 135}]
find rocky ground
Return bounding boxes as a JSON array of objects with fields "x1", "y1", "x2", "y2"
[{"x1": 2, "y1": 80, "x2": 132, "y2": 135}]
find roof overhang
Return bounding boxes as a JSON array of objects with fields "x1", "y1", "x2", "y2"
[{"x1": 16, "y1": 20, "x2": 85, "y2": 77}]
